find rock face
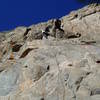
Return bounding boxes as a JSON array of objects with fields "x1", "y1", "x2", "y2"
[{"x1": 0, "y1": 4, "x2": 100, "y2": 100}]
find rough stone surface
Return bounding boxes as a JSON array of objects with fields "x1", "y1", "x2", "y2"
[{"x1": 0, "y1": 4, "x2": 100, "y2": 100}]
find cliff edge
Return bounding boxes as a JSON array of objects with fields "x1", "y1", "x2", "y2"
[{"x1": 0, "y1": 4, "x2": 100, "y2": 100}]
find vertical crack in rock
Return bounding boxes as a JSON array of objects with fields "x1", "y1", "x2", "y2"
[
  {"x1": 75, "y1": 77, "x2": 84, "y2": 85},
  {"x1": 75, "y1": 77, "x2": 84, "y2": 91}
]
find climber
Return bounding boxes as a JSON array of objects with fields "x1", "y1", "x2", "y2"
[
  {"x1": 53, "y1": 19, "x2": 65, "y2": 39},
  {"x1": 41, "y1": 19, "x2": 64, "y2": 39},
  {"x1": 54, "y1": 19, "x2": 64, "y2": 32},
  {"x1": 41, "y1": 30, "x2": 50, "y2": 39},
  {"x1": 45, "y1": 25, "x2": 51, "y2": 33}
]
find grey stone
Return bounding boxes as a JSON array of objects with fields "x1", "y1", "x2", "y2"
[{"x1": 0, "y1": 4, "x2": 99, "y2": 100}]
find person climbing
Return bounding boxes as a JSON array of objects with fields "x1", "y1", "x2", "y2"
[
  {"x1": 54, "y1": 19, "x2": 64, "y2": 32},
  {"x1": 41, "y1": 30, "x2": 50, "y2": 39},
  {"x1": 41, "y1": 19, "x2": 64, "y2": 39},
  {"x1": 53, "y1": 19, "x2": 64, "y2": 39}
]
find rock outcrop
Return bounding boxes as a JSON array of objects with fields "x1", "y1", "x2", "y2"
[{"x1": 0, "y1": 4, "x2": 100, "y2": 100}]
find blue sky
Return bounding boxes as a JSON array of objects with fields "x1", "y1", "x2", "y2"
[{"x1": 0, "y1": 0, "x2": 86, "y2": 31}]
